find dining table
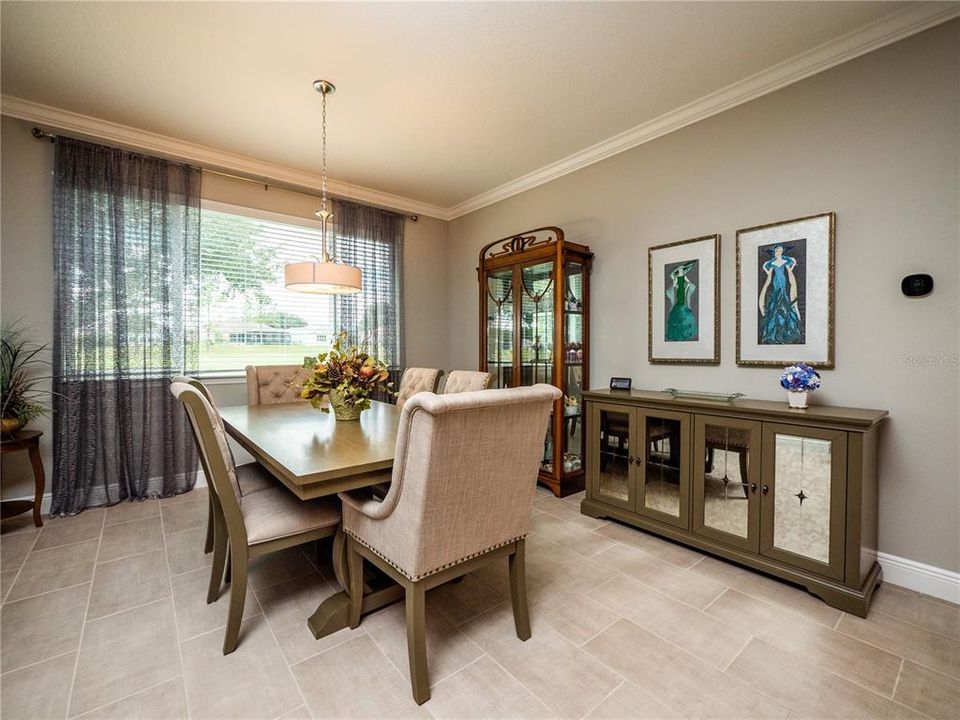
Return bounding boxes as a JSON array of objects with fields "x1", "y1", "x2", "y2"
[{"x1": 219, "y1": 399, "x2": 404, "y2": 639}]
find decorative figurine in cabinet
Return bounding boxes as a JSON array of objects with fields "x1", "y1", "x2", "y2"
[{"x1": 478, "y1": 227, "x2": 593, "y2": 497}]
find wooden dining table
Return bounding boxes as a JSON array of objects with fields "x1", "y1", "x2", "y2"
[{"x1": 219, "y1": 399, "x2": 404, "y2": 639}]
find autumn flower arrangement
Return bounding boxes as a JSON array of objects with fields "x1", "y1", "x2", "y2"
[{"x1": 299, "y1": 331, "x2": 394, "y2": 420}]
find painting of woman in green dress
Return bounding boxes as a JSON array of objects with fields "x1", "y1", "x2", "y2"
[
  {"x1": 664, "y1": 259, "x2": 699, "y2": 342},
  {"x1": 758, "y1": 243, "x2": 806, "y2": 345}
]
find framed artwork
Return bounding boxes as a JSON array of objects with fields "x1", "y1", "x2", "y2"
[
  {"x1": 648, "y1": 234, "x2": 720, "y2": 364},
  {"x1": 736, "y1": 212, "x2": 835, "y2": 368}
]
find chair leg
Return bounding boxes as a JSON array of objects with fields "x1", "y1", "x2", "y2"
[
  {"x1": 347, "y1": 537, "x2": 363, "y2": 630},
  {"x1": 405, "y1": 581, "x2": 430, "y2": 705},
  {"x1": 206, "y1": 507, "x2": 228, "y2": 604},
  {"x1": 204, "y1": 493, "x2": 214, "y2": 554},
  {"x1": 509, "y1": 539, "x2": 531, "y2": 641},
  {"x1": 223, "y1": 543, "x2": 248, "y2": 655}
]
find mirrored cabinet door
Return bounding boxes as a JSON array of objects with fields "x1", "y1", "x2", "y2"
[
  {"x1": 588, "y1": 403, "x2": 635, "y2": 510},
  {"x1": 760, "y1": 423, "x2": 847, "y2": 580},
  {"x1": 692, "y1": 416, "x2": 760, "y2": 551},
  {"x1": 636, "y1": 410, "x2": 690, "y2": 528}
]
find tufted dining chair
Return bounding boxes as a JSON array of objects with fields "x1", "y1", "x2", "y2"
[
  {"x1": 395, "y1": 367, "x2": 443, "y2": 408},
  {"x1": 245, "y1": 364, "x2": 312, "y2": 406},
  {"x1": 442, "y1": 370, "x2": 493, "y2": 394},
  {"x1": 339, "y1": 384, "x2": 561, "y2": 704},
  {"x1": 171, "y1": 381, "x2": 341, "y2": 655}
]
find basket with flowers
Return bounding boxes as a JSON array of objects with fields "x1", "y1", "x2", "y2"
[
  {"x1": 299, "y1": 331, "x2": 394, "y2": 420},
  {"x1": 779, "y1": 362, "x2": 821, "y2": 409}
]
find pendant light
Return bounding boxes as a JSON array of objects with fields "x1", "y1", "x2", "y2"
[{"x1": 284, "y1": 79, "x2": 363, "y2": 294}]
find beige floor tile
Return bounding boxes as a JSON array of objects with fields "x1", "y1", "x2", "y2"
[
  {"x1": 894, "y1": 659, "x2": 960, "y2": 720},
  {"x1": 171, "y1": 565, "x2": 260, "y2": 641},
  {"x1": 97, "y1": 516, "x2": 163, "y2": 563},
  {"x1": 291, "y1": 634, "x2": 430, "y2": 719},
  {"x1": 275, "y1": 705, "x2": 312, "y2": 720},
  {"x1": 532, "y1": 493, "x2": 609, "y2": 532},
  {"x1": 729, "y1": 637, "x2": 925, "y2": 719},
  {"x1": 73, "y1": 677, "x2": 187, "y2": 720},
  {"x1": 164, "y1": 526, "x2": 213, "y2": 576},
  {"x1": 530, "y1": 513, "x2": 615, "y2": 557},
  {"x1": 181, "y1": 616, "x2": 301, "y2": 720},
  {"x1": 254, "y1": 572, "x2": 353, "y2": 665},
  {"x1": 104, "y1": 498, "x2": 160, "y2": 527},
  {"x1": 33, "y1": 510, "x2": 104, "y2": 551},
  {"x1": 873, "y1": 584, "x2": 960, "y2": 640},
  {"x1": 594, "y1": 542, "x2": 727, "y2": 609},
  {"x1": 838, "y1": 610, "x2": 960, "y2": 679},
  {"x1": 429, "y1": 655, "x2": 556, "y2": 719},
  {"x1": 595, "y1": 521, "x2": 702, "y2": 568},
  {"x1": 1, "y1": 515, "x2": 43, "y2": 535},
  {"x1": 585, "y1": 680, "x2": 681, "y2": 719},
  {"x1": 365, "y1": 601, "x2": 485, "y2": 685},
  {"x1": 588, "y1": 574, "x2": 751, "y2": 669},
  {"x1": 1, "y1": 583, "x2": 88, "y2": 673},
  {"x1": 69, "y1": 598, "x2": 181, "y2": 717},
  {"x1": 160, "y1": 494, "x2": 207, "y2": 536},
  {"x1": 462, "y1": 614, "x2": 621, "y2": 720},
  {"x1": 0, "y1": 651, "x2": 76, "y2": 720},
  {"x1": 531, "y1": 589, "x2": 621, "y2": 647},
  {"x1": 430, "y1": 573, "x2": 505, "y2": 626},
  {"x1": 692, "y1": 554, "x2": 843, "y2": 627},
  {"x1": 1, "y1": 530, "x2": 40, "y2": 573},
  {"x1": 86, "y1": 550, "x2": 171, "y2": 621},
  {"x1": 707, "y1": 588, "x2": 902, "y2": 695},
  {"x1": 584, "y1": 619, "x2": 788, "y2": 719},
  {"x1": 2, "y1": 569, "x2": 20, "y2": 602},
  {"x1": 247, "y1": 546, "x2": 319, "y2": 590},
  {"x1": 7, "y1": 539, "x2": 98, "y2": 602}
]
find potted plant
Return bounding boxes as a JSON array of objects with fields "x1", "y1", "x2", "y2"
[
  {"x1": 779, "y1": 362, "x2": 821, "y2": 409},
  {"x1": 1, "y1": 323, "x2": 51, "y2": 435},
  {"x1": 299, "y1": 331, "x2": 394, "y2": 421}
]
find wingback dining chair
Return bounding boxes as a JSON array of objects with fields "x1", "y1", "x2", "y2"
[
  {"x1": 245, "y1": 364, "x2": 312, "y2": 405},
  {"x1": 171, "y1": 377, "x2": 278, "y2": 556},
  {"x1": 339, "y1": 384, "x2": 561, "y2": 704},
  {"x1": 441, "y1": 370, "x2": 493, "y2": 394},
  {"x1": 395, "y1": 367, "x2": 443, "y2": 408},
  {"x1": 171, "y1": 381, "x2": 342, "y2": 654}
]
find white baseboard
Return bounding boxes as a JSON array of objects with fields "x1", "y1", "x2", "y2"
[{"x1": 878, "y1": 551, "x2": 960, "y2": 604}]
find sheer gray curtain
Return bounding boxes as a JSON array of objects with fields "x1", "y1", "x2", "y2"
[
  {"x1": 333, "y1": 199, "x2": 404, "y2": 395},
  {"x1": 51, "y1": 137, "x2": 201, "y2": 515}
]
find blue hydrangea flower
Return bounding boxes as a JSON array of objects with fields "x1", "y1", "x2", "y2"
[{"x1": 780, "y1": 362, "x2": 821, "y2": 391}]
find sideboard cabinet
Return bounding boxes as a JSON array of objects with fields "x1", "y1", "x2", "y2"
[{"x1": 582, "y1": 389, "x2": 887, "y2": 616}]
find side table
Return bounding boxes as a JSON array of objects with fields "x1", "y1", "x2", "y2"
[{"x1": 0, "y1": 430, "x2": 45, "y2": 527}]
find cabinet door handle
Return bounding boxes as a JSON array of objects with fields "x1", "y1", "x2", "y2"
[
  {"x1": 761, "y1": 484, "x2": 769, "y2": 495},
  {"x1": 750, "y1": 483, "x2": 757, "y2": 494},
  {"x1": 634, "y1": 456, "x2": 643, "y2": 465},
  {"x1": 627, "y1": 456, "x2": 634, "y2": 465}
]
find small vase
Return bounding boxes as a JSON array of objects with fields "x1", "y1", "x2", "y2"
[
  {"x1": 787, "y1": 390, "x2": 809, "y2": 409},
  {"x1": 329, "y1": 390, "x2": 363, "y2": 421}
]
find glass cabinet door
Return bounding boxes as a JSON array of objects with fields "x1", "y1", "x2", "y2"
[
  {"x1": 692, "y1": 416, "x2": 760, "y2": 551},
  {"x1": 588, "y1": 403, "x2": 635, "y2": 510},
  {"x1": 519, "y1": 262, "x2": 555, "y2": 387},
  {"x1": 484, "y1": 267, "x2": 514, "y2": 389},
  {"x1": 562, "y1": 261, "x2": 585, "y2": 476},
  {"x1": 760, "y1": 423, "x2": 847, "y2": 580},
  {"x1": 636, "y1": 410, "x2": 690, "y2": 528}
]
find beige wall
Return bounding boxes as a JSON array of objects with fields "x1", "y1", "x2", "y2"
[
  {"x1": 0, "y1": 117, "x2": 449, "y2": 500},
  {"x1": 448, "y1": 23, "x2": 960, "y2": 572}
]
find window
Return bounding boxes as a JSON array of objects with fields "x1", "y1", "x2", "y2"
[{"x1": 199, "y1": 203, "x2": 335, "y2": 373}]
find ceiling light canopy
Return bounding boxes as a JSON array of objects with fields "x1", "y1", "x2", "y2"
[{"x1": 284, "y1": 79, "x2": 362, "y2": 295}]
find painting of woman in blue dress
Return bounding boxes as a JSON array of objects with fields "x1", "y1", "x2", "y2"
[
  {"x1": 665, "y1": 259, "x2": 699, "y2": 342},
  {"x1": 758, "y1": 242, "x2": 806, "y2": 345}
]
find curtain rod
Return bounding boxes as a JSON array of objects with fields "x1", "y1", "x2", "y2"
[{"x1": 30, "y1": 126, "x2": 419, "y2": 221}]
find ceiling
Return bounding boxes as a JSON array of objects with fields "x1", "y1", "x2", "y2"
[{"x1": 0, "y1": 1, "x2": 933, "y2": 212}]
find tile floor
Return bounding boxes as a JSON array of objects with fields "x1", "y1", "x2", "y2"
[{"x1": 1, "y1": 487, "x2": 958, "y2": 720}]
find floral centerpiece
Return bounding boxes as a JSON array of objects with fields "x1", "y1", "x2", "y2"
[
  {"x1": 779, "y1": 362, "x2": 821, "y2": 409},
  {"x1": 299, "y1": 331, "x2": 394, "y2": 421}
]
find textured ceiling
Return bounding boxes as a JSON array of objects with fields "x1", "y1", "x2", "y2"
[{"x1": 1, "y1": 1, "x2": 909, "y2": 207}]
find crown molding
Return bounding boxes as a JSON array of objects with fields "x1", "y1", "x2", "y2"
[
  {"x1": 0, "y1": 95, "x2": 450, "y2": 220},
  {"x1": 445, "y1": 1, "x2": 960, "y2": 219}
]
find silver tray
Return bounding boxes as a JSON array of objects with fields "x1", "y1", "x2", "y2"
[{"x1": 664, "y1": 388, "x2": 745, "y2": 402}]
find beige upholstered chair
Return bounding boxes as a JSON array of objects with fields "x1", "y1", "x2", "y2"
[
  {"x1": 245, "y1": 364, "x2": 312, "y2": 405},
  {"x1": 442, "y1": 370, "x2": 493, "y2": 394},
  {"x1": 171, "y1": 381, "x2": 341, "y2": 654},
  {"x1": 395, "y1": 367, "x2": 443, "y2": 408},
  {"x1": 340, "y1": 384, "x2": 561, "y2": 704},
  {"x1": 171, "y1": 377, "x2": 277, "y2": 556}
]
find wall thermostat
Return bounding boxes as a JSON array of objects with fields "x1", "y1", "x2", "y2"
[
  {"x1": 901, "y1": 274, "x2": 933, "y2": 297},
  {"x1": 609, "y1": 377, "x2": 632, "y2": 391}
]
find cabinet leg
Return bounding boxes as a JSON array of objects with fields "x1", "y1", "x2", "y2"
[{"x1": 27, "y1": 444, "x2": 44, "y2": 527}]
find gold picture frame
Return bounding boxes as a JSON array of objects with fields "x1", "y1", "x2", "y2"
[
  {"x1": 648, "y1": 234, "x2": 720, "y2": 365},
  {"x1": 736, "y1": 212, "x2": 835, "y2": 368}
]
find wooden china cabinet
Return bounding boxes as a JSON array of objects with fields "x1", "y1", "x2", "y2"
[{"x1": 478, "y1": 227, "x2": 593, "y2": 497}]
